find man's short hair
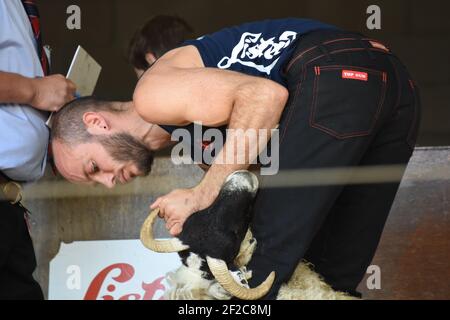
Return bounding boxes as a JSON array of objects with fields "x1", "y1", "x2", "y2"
[
  {"x1": 128, "y1": 15, "x2": 194, "y2": 70},
  {"x1": 51, "y1": 97, "x2": 127, "y2": 144}
]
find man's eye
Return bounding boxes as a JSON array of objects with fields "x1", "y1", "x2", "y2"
[{"x1": 91, "y1": 162, "x2": 99, "y2": 174}]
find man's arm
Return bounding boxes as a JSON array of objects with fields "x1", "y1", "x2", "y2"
[
  {"x1": 194, "y1": 77, "x2": 287, "y2": 203},
  {"x1": 0, "y1": 71, "x2": 76, "y2": 111},
  {"x1": 134, "y1": 54, "x2": 288, "y2": 235}
]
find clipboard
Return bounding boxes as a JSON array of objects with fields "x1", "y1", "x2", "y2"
[
  {"x1": 46, "y1": 46, "x2": 102, "y2": 127},
  {"x1": 66, "y1": 45, "x2": 102, "y2": 97}
]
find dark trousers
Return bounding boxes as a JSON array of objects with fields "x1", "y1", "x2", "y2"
[
  {"x1": 247, "y1": 30, "x2": 421, "y2": 299},
  {"x1": 0, "y1": 201, "x2": 43, "y2": 299}
]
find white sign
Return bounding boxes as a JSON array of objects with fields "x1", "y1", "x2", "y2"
[{"x1": 49, "y1": 239, "x2": 181, "y2": 300}]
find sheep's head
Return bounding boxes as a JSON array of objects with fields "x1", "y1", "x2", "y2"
[
  {"x1": 140, "y1": 170, "x2": 275, "y2": 300},
  {"x1": 163, "y1": 252, "x2": 255, "y2": 300},
  {"x1": 164, "y1": 253, "x2": 230, "y2": 300}
]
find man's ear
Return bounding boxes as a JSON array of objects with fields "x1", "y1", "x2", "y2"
[
  {"x1": 83, "y1": 112, "x2": 110, "y2": 135},
  {"x1": 145, "y1": 52, "x2": 157, "y2": 65}
]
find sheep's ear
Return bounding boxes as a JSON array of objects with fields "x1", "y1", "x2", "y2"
[{"x1": 235, "y1": 229, "x2": 257, "y2": 267}]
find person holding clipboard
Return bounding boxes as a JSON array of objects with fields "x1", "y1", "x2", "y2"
[{"x1": 0, "y1": 0, "x2": 75, "y2": 299}]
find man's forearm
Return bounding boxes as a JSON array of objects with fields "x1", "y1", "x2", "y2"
[
  {"x1": 0, "y1": 71, "x2": 35, "y2": 105},
  {"x1": 197, "y1": 81, "x2": 288, "y2": 200}
]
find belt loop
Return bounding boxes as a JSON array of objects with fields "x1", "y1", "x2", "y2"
[
  {"x1": 360, "y1": 39, "x2": 376, "y2": 60},
  {"x1": 319, "y1": 44, "x2": 332, "y2": 62}
]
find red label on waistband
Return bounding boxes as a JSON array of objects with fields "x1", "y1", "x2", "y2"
[{"x1": 342, "y1": 70, "x2": 368, "y2": 81}]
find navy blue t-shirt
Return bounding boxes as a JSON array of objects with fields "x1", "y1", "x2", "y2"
[{"x1": 160, "y1": 18, "x2": 338, "y2": 163}]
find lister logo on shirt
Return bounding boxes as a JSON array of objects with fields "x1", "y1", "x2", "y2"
[
  {"x1": 342, "y1": 70, "x2": 369, "y2": 81},
  {"x1": 218, "y1": 31, "x2": 298, "y2": 75}
]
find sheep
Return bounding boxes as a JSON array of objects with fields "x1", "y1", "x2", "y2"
[{"x1": 140, "y1": 170, "x2": 355, "y2": 300}]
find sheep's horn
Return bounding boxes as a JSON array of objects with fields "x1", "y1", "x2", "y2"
[
  {"x1": 140, "y1": 208, "x2": 189, "y2": 253},
  {"x1": 206, "y1": 256, "x2": 275, "y2": 300}
]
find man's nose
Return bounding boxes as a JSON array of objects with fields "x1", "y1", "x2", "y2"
[{"x1": 97, "y1": 173, "x2": 116, "y2": 189}]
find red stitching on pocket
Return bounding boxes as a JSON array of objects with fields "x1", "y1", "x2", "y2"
[
  {"x1": 322, "y1": 38, "x2": 358, "y2": 45},
  {"x1": 286, "y1": 46, "x2": 391, "y2": 140},
  {"x1": 286, "y1": 40, "x2": 361, "y2": 72},
  {"x1": 330, "y1": 47, "x2": 392, "y2": 56},
  {"x1": 285, "y1": 45, "x2": 319, "y2": 72},
  {"x1": 309, "y1": 67, "x2": 321, "y2": 134},
  {"x1": 286, "y1": 42, "x2": 392, "y2": 74},
  {"x1": 280, "y1": 66, "x2": 307, "y2": 144},
  {"x1": 302, "y1": 47, "x2": 390, "y2": 68},
  {"x1": 309, "y1": 66, "x2": 388, "y2": 139}
]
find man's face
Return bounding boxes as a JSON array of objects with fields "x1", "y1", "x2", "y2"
[{"x1": 52, "y1": 134, "x2": 153, "y2": 188}]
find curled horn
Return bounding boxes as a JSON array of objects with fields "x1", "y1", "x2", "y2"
[
  {"x1": 206, "y1": 256, "x2": 275, "y2": 300},
  {"x1": 140, "y1": 208, "x2": 189, "y2": 253}
]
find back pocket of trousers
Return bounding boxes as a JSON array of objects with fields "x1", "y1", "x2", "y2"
[{"x1": 310, "y1": 65, "x2": 387, "y2": 139}]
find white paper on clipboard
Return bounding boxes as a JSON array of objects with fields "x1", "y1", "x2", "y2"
[{"x1": 46, "y1": 46, "x2": 102, "y2": 127}]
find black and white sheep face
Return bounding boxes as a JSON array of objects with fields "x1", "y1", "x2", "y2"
[
  {"x1": 164, "y1": 253, "x2": 230, "y2": 300},
  {"x1": 164, "y1": 234, "x2": 256, "y2": 300},
  {"x1": 162, "y1": 232, "x2": 358, "y2": 301},
  {"x1": 164, "y1": 253, "x2": 234, "y2": 300},
  {"x1": 140, "y1": 170, "x2": 275, "y2": 300}
]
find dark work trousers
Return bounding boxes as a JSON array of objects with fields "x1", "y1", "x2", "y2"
[
  {"x1": 0, "y1": 200, "x2": 43, "y2": 299},
  {"x1": 247, "y1": 30, "x2": 421, "y2": 299}
]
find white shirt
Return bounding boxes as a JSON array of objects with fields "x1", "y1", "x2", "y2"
[{"x1": 0, "y1": 0, "x2": 49, "y2": 181}]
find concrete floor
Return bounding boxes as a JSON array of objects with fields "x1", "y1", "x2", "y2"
[{"x1": 358, "y1": 147, "x2": 450, "y2": 299}]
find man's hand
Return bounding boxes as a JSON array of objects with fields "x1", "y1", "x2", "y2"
[
  {"x1": 30, "y1": 75, "x2": 76, "y2": 111},
  {"x1": 0, "y1": 72, "x2": 76, "y2": 111},
  {"x1": 150, "y1": 184, "x2": 219, "y2": 236}
]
